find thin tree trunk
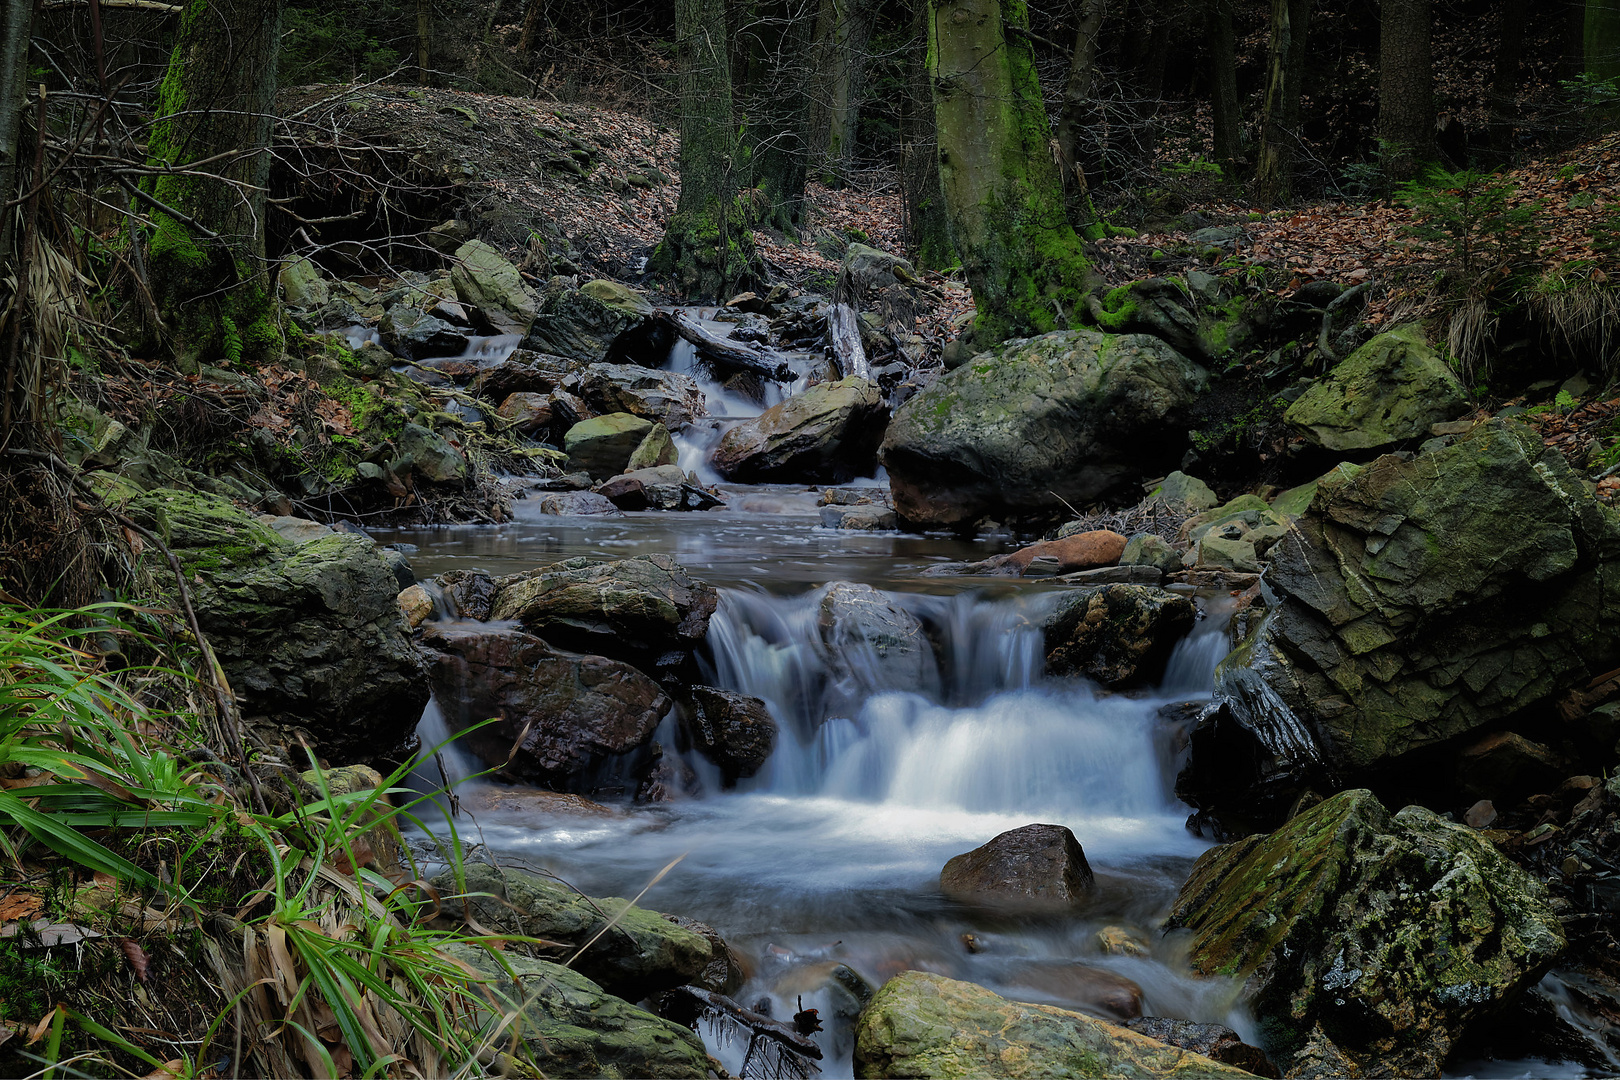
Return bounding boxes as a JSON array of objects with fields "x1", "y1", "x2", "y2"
[
  {"x1": 1487, "y1": 0, "x2": 1528, "y2": 159},
  {"x1": 928, "y1": 0, "x2": 1096, "y2": 346},
  {"x1": 740, "y1": 0, "x2": 813, "y2": 233},
  {"x1": 1052, "y1": 0, "x2": 1106, "y2": 233},
  {"x1": 823, "y1": 0, "x2": 874, "y2": 185},
  {"x1": 417, "y1": 0, "x2": 431, "y2": 84},
  {"x1": 1254, "y1": 0, "x2": 1312, "y2": 205},
  {"x1": 1379, "y1": 0, "x2": 1435, "y2": 181},
  {"x1": 0, "y1": 0, "x2": 33, "y2": 263},
  {"x1": 649, "y1": 0, "x2": 761, "y2": 297},
  {"x1": 146, "y1": 0, "x2": 285, "y2": 366},
  {"x1": 901, "y1": 0, "x2": 952, "y2": 268},
  {"x1": 1206, "y1": 0, "x2": 1241, "y2": 172},
  {"x1": 1588, "y1": 0, "x2": 1620, "y2": 82},
  {"x1": 518, "y1": 0, "x2": 545, "y2": 53}
]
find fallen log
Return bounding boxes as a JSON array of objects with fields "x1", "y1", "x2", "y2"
[
  {"x1": 827, "y1": 302, "x2": 870, "y2": 380},
  {"x1": 654, "y1": 309, "x2": 795, "y2": 382}
]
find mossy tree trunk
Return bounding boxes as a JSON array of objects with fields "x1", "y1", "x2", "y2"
[
  {"x1": 1253, "y1": 0, "x2": 1313, "y2": 204},
  {"x1": 650, "y1": 0, "x2": 762, "y2": 298},
  {"x1": 145, "y1": 0, "x2": 284, "y2": 367},
  {"x1": 927, "y1": 0, "x2": 1096, "y2": 346},
  {"x1": 901, "y1": 1, "x2": 953, "y2": 269},
  {"x1": 737, "y1": 0, "x2": 813, "y2": 233},
  {"x1": 1206, "y1": 0, "x2": 1242, "y2": 173},
  {"x1": 1052, "y1": 0, "x2": 1107, "y2": 235},
  {"x1": 1378, "y1": 0, "x2": 1435, "y2": 181},
  {"x1": 1588, "y1": 0, "x2": 1620, "y2": 82}
]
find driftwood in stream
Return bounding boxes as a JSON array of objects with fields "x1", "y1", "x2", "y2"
[
  {"x1": 664, "y1": 985, "x2": 822, "y2": 1079},
  {"x1": 655, "y1": 310, "x2": 796, "y2": 382},
  {"x1": 827, "y1": 303, "x2": 870, "y2": 380}
]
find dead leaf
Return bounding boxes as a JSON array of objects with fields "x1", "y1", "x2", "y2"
[
  {"x1": 0, "y1": 892, "x2": 42, "y2": 922},
  {"x1": 122, "y1": 937, "x2": 151, "y2": 982}
]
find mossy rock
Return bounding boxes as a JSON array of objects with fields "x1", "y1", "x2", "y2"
[{"x1": 1284, "y1": 324, "x2": 1467, "y2": 453}]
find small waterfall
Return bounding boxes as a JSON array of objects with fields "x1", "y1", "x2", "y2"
[{"x1": 410, "y1": 695, "x2": 483, "y2": 789}]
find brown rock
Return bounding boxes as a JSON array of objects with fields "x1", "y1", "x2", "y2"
[
  {"x1": 1003, "y1": 530, "x2": 1128, "y2": 576},
  {"x1": 1465, "y1": 799, "x2": 1498, "y2": 829},
  {"x1": 596, "y1": 475, "x2": 648, "y2": 510},
  {"x1": 663, "y1": 915, "x2": 748, "y2": 995},
  {"x1": 940, "y1": 823, "x2": 1094, "y2": 911},
  {"x1": 397, "y1": 584, "x2": 433, "y2": 628},
  {"x1": 496, "y1": 392, "x2": 556, "y2": 436},
  {"x1": 1044, "y1": 584, "x2": 1197, "y2": 687},
  {"x1": 461, "y1": 788, "x2": 619, "y2": 818},
  {"x1": 1000, "y1": 963, "x2": 1144, "y2": 1021},
  {"x1": 1457, "y1": 731, "x2": 1566, "y2": 800},
  {"x1": 687, "y1": 686, "x2": 778, "y2": 783}
]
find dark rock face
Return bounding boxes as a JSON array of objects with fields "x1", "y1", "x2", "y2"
[
  {"x1": 1234, "y1": 419, "x2": 1620, "y2": 778},
  {"x1": 421, "y1": 624, "x2": 669, "y2": 790},
  {"x1": 1044, "y1": 585, "x2": 1197, "y2": 687},
  {"x1": 489, "y1": 554, "x2": 718, "y2": 664},
  {"x1": 1123, "y1": 1019, "x2": 1278, "y2": 1078},
  {"x1": 712, "y1": 377, "x2": 889, "y2": 483},
  {"x1": 879, "y1": 330, "x2": 1208, "y2": 529},
  {"x1": 126, "y1": 489, "x2": 428, "y2": 767},
  {"x1": 379, "y1": 304, "x2": 467, "y2": 361},
  {"x1": 1168, "y1": 789, "x2": 1566, "y2": 1078},
  {"x1": 686, "y1": 686, "x2": 777, "y2": 783},
  {"x1": 523, "y1": 280, "x2": 650, "y2": 363},
  {"x1": 939, "y1": 824, "x2": 1095, "y2": 911}
]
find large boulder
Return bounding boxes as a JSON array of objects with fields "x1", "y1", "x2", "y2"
[
  {"x1": 125, "y1": 489, "x2": 428, "y2": 766},
  {"x1": 687, "y1": 686, "x2": 777, "y2": 783},
  {"x1": 1168, "y1": 789, "x2": 1565, "y2": 1077},
  {"x1": 440, "y1": 863, "x2": 713, "y2": 1000},
  {"x1": 378, "y1": 304, "x2": 466, "y2": 361},
  {"x1": 395, "y1": 422, "x2": 467, "y2": 484},
  {"x1": 817, "y1": 582, "x2": 935, "y2": 697},
  {"x1": 489, "y1": 554, "x2": 718, "y2": 663},
  {"x1": 881, "y1": 330, "x2": 1208, "y2": 529},
  {"x1": 564, "y1": 413, "x2": 655, "y2": 479},
  {"x1": 713, "y1": 376, "x2": 889, "y2": 483},
  {"x1": 853, "y1": 971, "x2": 1257, "y2": 1079},
  {"x1": 442, "y1": 942, "x2": 708, "y2": 1079},
  {"x1": 1231, "y1": 420, "x2": 1620, "y2": 778},
  {"x1": 1284, "y1": 323, "x2": 1466, "y2": 453},
  {"x1": 421, "y1": 625, "x2": 669, "y2": 790},
  {"x1": 574, "y1": 364, "x2": 706, "y2": 431},
  {"x1": 450, "y1": 239, "x2": 537, "y2": 336},
  {"x1": 939, "y1": 823, "x2": 1094, "y2": 911},
  {"x1": 524, "y1": 279, "x2": 650, "y2": 363},
  {"x1": 1044, "y1": 585, "x2": 1197, "y2": 687}
]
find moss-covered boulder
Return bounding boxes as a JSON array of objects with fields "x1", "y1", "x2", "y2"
[
  {"x1": 880, "y1": 330, "x2": 1207, "y2": 530},
  {"x1": 564, "y1": 413, "x2": 655, "y2": 479},
  {"x1": 524, "y1": 278, "x2": 650, "y2": 363},
  {"x1": 1283, "y1": 324, "x2": 1466, "y2": 453},
  {"x1": 713, "y1": 376, "x2": 889, "y2": 483},
  {"x1": 449, "y1": 239, "x2": 537, "y2": 336},
  {"x1": 442, "y1": 942, "x2": 708, "y2": 1078},
  {"x1": 1044, "y1": 585, "x2": 1197, "y2": 687},
  {"x1": 439, "y1": 863, "x2": 714, "y2": 1002},
  {"x1": 489, "y1": 554, "x2": 718, "y2": 663},
  {"x1": 1090, "y1": 277, "x2": 1255, "y2": 363},
  {"x1": 1234, "y1": 419, "x2": 1620, "y2": 776},
  {"x1": 1168, "y1": 789, "x2": 1565, "y2": 1077},
  {"x1": 853, "y1": 971, "x2": 1258, "y2": 1078},
  {"x1": 125, "y1": 489, "x2": 428, "y2": 766}
]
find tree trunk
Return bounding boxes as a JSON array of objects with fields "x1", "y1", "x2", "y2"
[
  {"x1": 649, "y1": 0, "x2": 761, "y2": 297},
  {"x1": 0, "y1": 0, "x2": 33, "y2": 264},
  {"x1": 1487, "y1": 0, "x2": 1528, "y2": 159},
  {"x1": 1378, "y1": 0, "x2": 1435, "y2": 181},
  {"x1": 1588, "y1": 0, "x2": 1620, "y2": 82},
  {"x1": 822, "y1": 0, "x2": 874, "y2": 185},
  {"x1": 1206, "y1": 0, "x2": 1242, "y2": 172},
  {"x1": 928, "y1": 0, "x2": 1096, "y2": 346},
  {"x1": 1052, "y1": 0, "x2": 1106, "y2": 233},
  {"x1": 1253, "y1": 0, "x2": 1313, "y2": 205},
  {"x1": 739, "y1": 0, "x2": 813, "y2": 233},
  {"x1": 417, "y1": 0, "x2": 431, "y2": 84},
  {"x1": 901, "y1": 0, "x2": 952, "y2": 268},
  {"x1": 145, "y1": 0, "x2": 285, "y2": 367}
]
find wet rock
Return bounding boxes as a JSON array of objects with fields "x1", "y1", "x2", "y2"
[
  {"x1": 1456, "y1": 731, "x2": 1565, "y2": 800},
  {"x1": 713, "y1": 376, "x2": 889, "y2": 484},
  {"x1": 395, "y1": 423, "x2": 467, "y2": 484},
  {"x1": 627, "y1": 423, "x2": 678, "y2": 470},
  {"x1": 579, "y1": 278, "x2": 654, "y2": 317},
  {"x1": 450, "y1": 239, "x2": 537, "y2": 336},
  {"x1": 1168, "y1": 788, "x2": 1566, "y2": 1078},
  {"x1": 1228, "y1": 420, "x2": 1620, "y2": 778},
  {"x1": 687, "y1": 686, "x2": 777, "y2": 783},
  {"x1": 664, "y1": 914, "x2": 747, "y2": 996},
  {"x1": 1095, "y1": 926, "x2": 1150, "y2": 958},
  {"x1": 998, "y1": 963, "x2": 1144, "y2": 1020},
  {"x1": 1184, "y1": 533, "x2": 1261, "y2": 573},
  {"x1": 421, "y1": 624, "x2": 669, "y2": 790},
  {"x1": 817, "y1": 582, "x2": 935, "y2": 696},
  {"x1": 1151, "y1": 470, "x2": 1218, "y2": 510},
  {"x1": 536, "y1": 490, "x2": 620, "y2": 515},
  {"x1": 490, "y1": 554, "x2": 718, "y2": 662},
  {"x1": 523, "y1": 278, "x2": 650, "y2": 363},
  {"x1": 1285, "y1": 324, "x2": 1467, "y2": 453},
  {"x1": 1120, "y1": 533, "x2": 1181, "y2": 574},
  {"x1": 596, "y1": 475, "x2": 648, "y2": 510},
  {"x1": 495, "y1": 391, "x2": 557, "y2": 436},
  {"x1": 1004, "y1": 530, "x2": 1127, "y2": 576},
  {"x1": 397, "y1": 583, "x2": 433, "y2": 628},
  {"x1": 854, "y1": 971, "x2": 1256, "y2": 1079},
  {"x1": 378, "y1": 305, "x2": 466, "y2": 361},
  {"x1": 125, "y1": 489, "x2": 428, "y2": 767},
  {"x1": 940, "y1": 823, "x2": 1094, "y2": 911},
  {"x1": 881, "y1": 330, "x2": 1208, "y2": 530},
  {"x1": 1044, "y1": 585, "x2": 1197, "y2": 687},
  {"x1": 1123, "y1": 1018, "x2": 1277, "y2": 1078},
  {"x1": 436, "y1": 568, "x2": 499, "y2": 620},
  {"x1": 1091, "y1": 277, "x2": 1254, "y2": 363},
  {"x1": 564, "y1": 412, "x2": 654, "y2": 479},
  {"x1": 470, "y1": 349, "x2": 582, "y2": 401},
  {"x1": 438, "y1": 945, "x2": 709, "y2": 1079},
  {"x1": 574, "y1": 364, "x2": 706, "y2": 431},
  {"x1": 819, "y1": 503, "x2": 898, "y2": 530},
  {"x1": 460, "y1": 787, "x2": 618, "y2": 817},
  {"x1": 1057, "y1": 564, "x2": 1163, "y2": 585}
]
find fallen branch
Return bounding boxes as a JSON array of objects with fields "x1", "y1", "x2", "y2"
[
  {"x1": 653, "y1": 310, "x2": 795, "y2": 382},
  {"x1": 671, "y1": 985, "x2": 824, "y2": 1060},
  {"x1": 827, "y1": 302, "x2": 869, "y2": 380},
  {"x1": 1316, "y1": 281, "x2": 1372, "y2": 363}
]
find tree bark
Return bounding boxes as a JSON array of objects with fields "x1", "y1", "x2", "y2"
[
  {"x1": 0, "y1": 0, "x2": 33, "y2": 264},
  {"x1": 1588, "y1": 0, "x2": 1620, "y2": 82},
  {"x1": 821, "y1": 0, "x2": 874, "y2": 185},
  {"x1": 901, "y1": 0, "x2": 952, "y2": 268},
  {"x1": 1487, "y1": 0, "x2": 1528, "y2": 158},
  {"x1": 1206, "y1": 0, "x2": 1242, "y2": 172},
  {"x1": 145, "y1": 0, "x2": 284, "y2": 366},
  {"x1": 1052, "y1": 0, "x2": 1106, "y2": 233},
  {"x1": 649, "y1": 0, "x2": 762, "y2": 297},
  {"x1": 417, "y1": 0, "x2": 430, "y2": 84},
  {"x1": 1253, "y1": 0, "x2": 1313, "y2": 205},
  {"x1": 927, "y1": 0, "x2": 1096, "y2": 346},
  {"x1": 738, "y1": 0, "x2": 813, "y2": 233},
  {"x1": 1378, "y1": 0, "x2": 1435, "y2": 181}
]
